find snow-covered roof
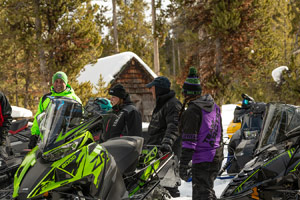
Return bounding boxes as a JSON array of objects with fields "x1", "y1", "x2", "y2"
[
  {"x1": 11, "y1": 106, "x2": 33, "y2": 118},
  {"x1": 272, "y1": 66, "x2": 289, "y2": 84},
  {"x1": 77, "y1": 52, "x2": 157, "y2": 90}
]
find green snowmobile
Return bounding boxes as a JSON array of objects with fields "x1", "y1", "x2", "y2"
[{"x1": 12, "y1": 97, "x2": 174, "y2": 200}]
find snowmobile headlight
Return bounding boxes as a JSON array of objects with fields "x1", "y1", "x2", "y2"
[
  {"x1": 243, "y1": 130, "x2": 258, "y2": 140},
  {"x1": 42, "y1": 138, "x2": 81, "y2": 162}
]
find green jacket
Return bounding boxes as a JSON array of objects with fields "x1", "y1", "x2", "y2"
[{"x1": 31, "y1": 84, "x2": 82, "y2": 137}]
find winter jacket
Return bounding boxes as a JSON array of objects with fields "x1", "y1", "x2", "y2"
[
  {"x1": 101, "y1": 95, "x2": 142, "y2": 142},
  {"x1": 147, "y1": 90, "x2": 182, "y2": 156},
  {"x1": 31, "y1": 84, "x2": 82, "y2": 137},
  {"x1": 0, "y1": 92, "x2": 12, "y2": 142},
  {"x1": 180, "y1": 94, "x2": 223, "y2": 164}
]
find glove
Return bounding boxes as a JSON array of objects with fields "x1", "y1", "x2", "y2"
[
  {"x1": 160, "y1": 137, "x2": 173, "y2": 153},
  {"x1": 179, "y1": 163, "x2": 191, "y2": 182},
  {"x1": 28, "y1": 135, "x2": 39, "y2": 149},
  {"x1": 160, "y1": 143, "x2": 172, "y2": 153},
  {"x1": 179, "y1": 148, "x2": 194, "y2": 181}
]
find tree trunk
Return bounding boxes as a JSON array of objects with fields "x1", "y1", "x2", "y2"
[
  {"x1": 112, "y1": 0, "x2": 119, "y2": 53},
  {"x1": 14, "y1": 69, "x2": 19, "y2": 106},
  {"x1": 215, "y1": 37, "x2": 222, "y2": 78},
  {"x1": 152, "y1": 0, "x2": 160, "y2": 75},
  {"x1": 177, "y1": 45, "x2": 181, "y2": 70},
  {"x1": 34, "y1": 0, "x2": 48, "y2": 93},
  {"x1": 172, "y1": 38, "x2": 176, "y2": 77},
  {"x1": 24, "y1": 50, "x2": 31, "y2": 109}
]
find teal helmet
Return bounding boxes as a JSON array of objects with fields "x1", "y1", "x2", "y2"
[{"x1": 95, "y1": 98, "x2": 112, "y2": 113}]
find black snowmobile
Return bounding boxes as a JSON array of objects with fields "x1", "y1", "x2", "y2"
[
  {"x1": 0, "y1": 118, "x2": 32, "y2": 199},
  {"x1": 10, "y1": 96, "x2": 175, "y2": 200},
  {"x1": 220, "y1": 102, "x2": 300, "y2": 199},
  {"x1": 219, "y1": 95, "x2": 266, "y2": 177}
]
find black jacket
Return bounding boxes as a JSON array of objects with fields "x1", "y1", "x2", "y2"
[
  {"x1": 0, "y1": 92, "x2": 12, "y2": 140},
  {"x1": 147, "y1": 90, "x2": 182, "y2": 156},
  {"x1": 101, "y1": 95, "x2": 142, "y2": 142}
]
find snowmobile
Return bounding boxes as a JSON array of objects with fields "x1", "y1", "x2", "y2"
[
  {"x1": 0, "y1": 118, "x2": 32, "y2": 199},
  {"x1": 220, "y1": 102, "x2": 300, "y2": 199},
  {"x1": 219, "y1": 98, "x2": 266, "y2": 176},
  {"x1": 11, "y1": 96, "x2": 174, "y2": 200}
]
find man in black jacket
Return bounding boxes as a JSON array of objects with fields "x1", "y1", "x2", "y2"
[
  {"x1": 146, "y1": 76, "x2": 182, "y2": 197},
  {"x1": 0, "y1": 92, "x2": 12, "y2": 169},
  {"x1": 101, "y1": 84, "x2": 142, "y2": 142}
]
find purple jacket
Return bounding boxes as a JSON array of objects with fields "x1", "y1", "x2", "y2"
[{"x1": 181, "y1": 94, "x2": 222, "y2": 163}]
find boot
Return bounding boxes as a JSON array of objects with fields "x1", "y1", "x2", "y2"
[{"x1": 165, "y1": 186, "x2": 180, "y2": 198}]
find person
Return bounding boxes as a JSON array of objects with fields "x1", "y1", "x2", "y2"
[
  {"x1": 100, "y1": 84, "x2": 142, "y2": 142},
  {"x1": 233, "y1": 93, "x2": 255, "y2": 123},
  {"x1": 0, "y1": 92, "x2": 12, "y2": 168},
  {"x1": 178, "y1": 67, "x2": 224, "y2": 200},
  {"x1": 146, "y1": 76, "x2": 182, "y2": 198},
  {"x1": 28, "y1": 71, "x2": 82, "y2": 149}
]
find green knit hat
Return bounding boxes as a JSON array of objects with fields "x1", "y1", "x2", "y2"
[
  {"x1": 52, "y1": 71, "x2": 68, "y2": 85},
  {"x1": 182, "y1": 67, "x2": 202, "y2": 95}
]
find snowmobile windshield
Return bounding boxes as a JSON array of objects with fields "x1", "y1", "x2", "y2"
[
  {"x1": 241, "y1": 114, "x2": 263, "y2": 130},
  {"x1": 257, "y1": 103, "x2": 300, "y2": 151},
  {"x1": 38, "y1": 97, "x2": 83, "y2": 154}
]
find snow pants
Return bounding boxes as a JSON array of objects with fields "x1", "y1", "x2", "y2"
[{"x1": 192, "y1": 159, "x2": 222, "y2": 200}]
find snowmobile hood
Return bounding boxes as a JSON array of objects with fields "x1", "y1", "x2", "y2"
[{"x1": 190, "y1": 94, "x2": 215, "y2": 112}]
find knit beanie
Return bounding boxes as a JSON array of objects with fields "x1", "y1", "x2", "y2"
[
  {"x1": 52, "y1": 71, "x2": 68, "y2": 85},
  {"x1": 182, "y1": 67, "x2": 202, "y2": 95},
  {"x1": 109, "y1": 84, "x2": 128, "y2": 99}
]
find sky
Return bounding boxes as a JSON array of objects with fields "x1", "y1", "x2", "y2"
[{"x1": 92, "y1": 0, "x2": 171, "y2": 27}]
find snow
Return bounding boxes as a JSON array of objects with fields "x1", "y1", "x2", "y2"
[
  {"x1": 271, "y1": 66, "x2": 289, "y2": 84},
  {"x1": 77, "y1": 51, "x2": 157, "y2": 91},
  {"x1": 171, "y1": 104, "x2": 235, "y2": 199},
  {"x1": 11, "y1": 106, "x2": 33, "y2": 118}
]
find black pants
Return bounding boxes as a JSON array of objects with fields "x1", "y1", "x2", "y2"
[{"x1": 192, "y1": 159, "x2": 222, "y2": 200}]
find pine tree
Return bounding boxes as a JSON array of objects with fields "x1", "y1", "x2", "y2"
[
  {"x1": 101, "y1": 0, "x2": 153, "y2": 66},
  {"x1": 0, "y1": 0, "x2": 103, "y2": 110}
]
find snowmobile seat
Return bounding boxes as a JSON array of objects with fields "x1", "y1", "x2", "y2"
[{"x1": 101, "y1": 136, "x2": 144, "y2": 175}]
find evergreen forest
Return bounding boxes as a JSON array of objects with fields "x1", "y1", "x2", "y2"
[{"x1": 1, "y1": 0, "x2": 300, "y2": 112}]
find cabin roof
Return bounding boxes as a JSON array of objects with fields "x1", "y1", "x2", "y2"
[{"x1": 77, "y1": 51, "x2": 157, "y2": 90}]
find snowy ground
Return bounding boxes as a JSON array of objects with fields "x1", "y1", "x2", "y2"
[{"x1": 171, "y1": 104, "x2": 236, "y2": 199}]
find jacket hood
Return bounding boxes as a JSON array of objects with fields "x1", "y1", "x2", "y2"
[{"x1": 190, "y1": 94, "x2": 215, "y2": 112}]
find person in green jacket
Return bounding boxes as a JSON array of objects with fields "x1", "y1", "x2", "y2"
[{"x1": 28, "y1": 71, "x2": 82, "y2": 149}]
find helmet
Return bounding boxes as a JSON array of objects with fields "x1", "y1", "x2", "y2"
[
  {"x1": 241, "y1": 93, "x2": 255, "y2": 108},
  {"x1": 95, "y1": 98, "x2": 112, "y2": 114}
]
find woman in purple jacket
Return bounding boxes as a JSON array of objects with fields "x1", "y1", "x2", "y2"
[{"x1": 179, "y1": 67, "x2": 224, "y2": 200}]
